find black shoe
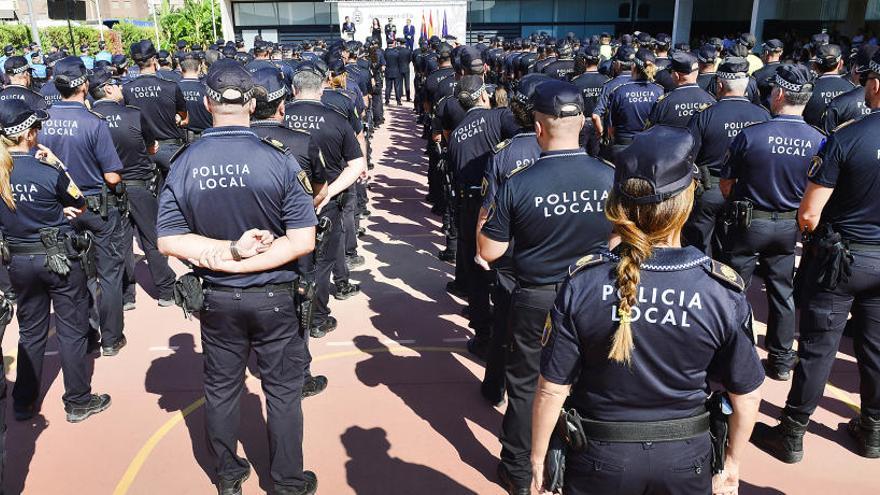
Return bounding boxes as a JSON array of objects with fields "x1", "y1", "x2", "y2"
[
  {"x1": 274, "y1": 471, "x2": 318, "y2": 495},
  {"x1": 217, "y1": 465, "x2": 251, "y2": 495},
  {"x1": 357, "y1": 227, "x2": 366, "y2": 237},
  {"x1": 446, "y1": 281, "x2": 467, "y2": 298},
  {"x1": 358, "y1": 209, "x2": 371, "y2": 219},
  {"x1": 302, "y1": 375, "x2": 328, "y2": 398},
  {"x1": 496, "y1": 463, "x2": 530, "y2": 495},
  {"x1": 847, "y1": 416, "x2": 880, "y2": 458},
  {"x1": 467, "y1": 337, "x2": 489, "y2": 361},
  {"x1": 13, "y1": 403, "x2": 37, "y2": 421},
  {"x1": 102, "y1": 336, "x2": 127, "y2": 357},
  {"x1": 86, "y1": 334, "x2": 101, "y2": 355},
  {"x1": 481, "y1": 384, "x2": 505, "y2": 408},
  {"x1": 309, "y1": 317, "x2": 338, "y2": 338},
  {"x1": 345, "y1": 255, "x2": 365, "y2": 269},
  {"x1": 765, "y1": 360, "x2": 792, "y2": 381},
  {"x1": 333, "y1": 281, "x2": 361, "y2": 300},
  {"x1": 751, "y1": 416, "x2": 808, "y2": 463},
  {"x1": 65, "y1": 393, "x2": 112, "y2": 423},
  {"x1": 438, "y1": 250, "x2": 456, "y2": 263}
]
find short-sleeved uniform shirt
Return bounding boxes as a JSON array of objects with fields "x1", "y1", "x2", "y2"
[
  {"x1": 608, "y1": 80, "x2": 664, "y2": 140},
  {"x1": 321, "y1": 88, "x2": 363, "y2": 134},
  {"x1": 803, "y1": 74, "x2": 855, "y2": 128},
  {"x1": 123, "y1": 73, "x2": 187, "y2": 141},
  {"x1": 688, "y1": 96, "x2": 771, "y2": 176},
  {"x1": 424, "y1": 66, "x2": 456, "y2": 106},
  {"x1": 721, "y1": 115, "x2": 825, "y2": 211},
  {"x1": 436, "y1": 94, "x2": 466, "y2": 134},
  {"x1": 541, "y1": 247, "x2": 765, "y2": 421},
  {"x1": 571, "y1": 71, "x2": 611, "y2": 117},
  {"x1": 91, "y1": 100, "x2": 157, "y2": 181},
  {"x1": 648, "y1": 83, "x2": 715, "y2": 128},
  {"x1": 481, "y1": 131, "x2": 541, "y2": 211},
  {"x1": 821, "y1": 86, "x2": 870, "y2": 134},
  {"x1": 541, "y1": 58, "x2": 576, "y2": 81},
  {"x1": 808, "y1": 110, "x2": 880, "y2": 244},
  {"x1": 482, "y1": 150, "x2": 614, "y2": 285},
  {"x1": 251, "y1": 119, "x2": 326, "y2": 184},
  {"x1": 283, "y1": 99, "x2": 362, "y2": 184},
  {"x1": 447, "y1": 107, "x2": 520, "y2": 189},
  {"x1": 592, "y1": 73, "x2": 632, "y2": 120},
  {"x1": 177, "y1": 78, "x2": 212, "y2": 133},
  {"x1": 0, "y1": 153, "x2": 85, "y2": 242},
  {"x1": 752, "y1": 61, "x2": 781, "y2": 107},
  {"x1": 0, "y1": 84, "x2": 49, "y2": 112},
  {"x1": 156, "y1": 126, "x2": 318, "y2": 287},
  {"x1": 157, "y1": 69, "x2": 182, "y2": 83},
  {"x1": 38, "y1": 100, "x2": 123, "y2": 195}
]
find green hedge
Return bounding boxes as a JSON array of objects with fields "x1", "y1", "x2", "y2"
[{"x1": 0, "y1": 22, "x2": 157, "y2": 54}]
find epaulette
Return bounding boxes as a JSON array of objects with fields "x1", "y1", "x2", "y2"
[
  {"x1": 704, "y1": 259, "x2": 745, "y2": 292},
  {"x1": 125, "y1": 104, "x2": 142, "y2": 112},
  {"x1": 492, "y1": 138, "x2": 511, "y2": 154},
  {"x1": 87, "y1": 109, "x2": 105, "y2": 119},
  {"x1": 598, "y1": 157, "x2": 615, "y2": 169},
  {"x1": 38, "y1": 158, "x2": 61, "y2": 171},
  {"x1": 261, "y1": 137, "x2": 290, "y2": 155},
  {"x1": 168, "y1": 142, "x2": 191, "y2": 165},
  {"x1": 832, "y1": 119, "x2": 855, "y2": 133},
  {"x1": 655, "y1": 92, "x2": 668, "y2": 102},
  {"x1": 505, "y1": 162, "x2": 532, "y2": 179},
  {"x1": 695, "y1": 103, "x2": 711, "y2": 113},
  {"x1": 809, "y1": 124, "x2": 827, "y2": 136},
  {"x1": 568, "y1": 253, "x2": 607, "y2": 277},
  {"x1": 290, "y1": 128, "x2": 311, "y2": 136}
]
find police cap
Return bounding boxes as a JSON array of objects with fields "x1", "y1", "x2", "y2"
[
  {"x1": 811, "y1": 43, "x2": 842, "y2": 66},
  {"x1": 866, "y1": 47, "x2": 880, "y2": 75},
  {"x1": 130, "y1": 39, "x2": 158, "y2": 61},
  {"x1": 811, "y1": 32, "x2": 830, "y2": 47},
  {"x1": 614, "y1": 125, "x2": 697, "y2": 204},
  {"x1": 636, "y1": 32, "x2": 653, "y2": 46},
  {"x1": 769, "y1": 64, "x2": 814, "y2": 93},
  {"x1": 456, "y1": 75, "x2": 487, "y2": 105},
  {"x1": 3, "y1": 45, "x2": 13, "y2": 56},
  {"x1": 512, "y1": 73, "x2": 550, "y2": 109},
  {"x1": 696, "y1": 44, "x2": 717, "y2": 63},
  {"x1": 221, "y1": 45, "x2": 237, "y2": 59},
  {"x1": 54, "y1": 56, "x2": 91, "y2": 89},
  {"x1": 94, "y1": 60, "x2": 111, "y2": 70},
  {"x1": 4, "y1": 56, "x2": 29, "y2": 75},
  {"x1": 762, "y1": 39, "x2": 784, "y2": 53},
  {"x1": 674, "y1": 42, "x2": 690, "y2": 52},
  {"x1": 294, "y1": 60, "x2": 326, "y2": 78},
  {"x1": 670, "y1": 51, "x2": 698, "y2": 74},
  {"x1": 80, "y1": 44, "x2": 90, "y2": 52},
  {"x1": 459, "y1": 46, "x2": 484, "y2": 72},
  {"x1": 579, "y1": 44, "x2": 601, "y2": 63},
  {"x1": 192, "y1": 43, "x2": 203, "y2": 52},
  {"x1": 88, "y1": 66, "x2": 118, "y2": 88},
  {"x1": 655, "y1": 33, "x2": 671, "y2": 48},
  {"x1": 633, "y1": 48, "x2": 656, "y2": 68},
  {"x1": 437, "y1": 43, "x2": 453, "y2": 60},
  {"x1": 556, "y1": 39, "x2": 573, "y2": 58},
  {"x1": 111, "y1": 54, "x2": 129, "y2": 69},
  {"x1": 157, "y1": 49, "x2": 171, "y2": 62},
  {"x1": 738, "y1": 33, "x2": 757, "y2": 49},
  {"x1": 716, "y1": 57, "x2": 749, "y2": 79},
  {"x1": 615, "y1": 44, "x2": 637, "y2": 63},
  {"x1": 205, "y1": 60, "x2": 255, "y2": 104},
  {"x1": 0, "y1": 99, "x2": 48, "y2": 136},
  {"x1": 854, "y1": 44, "x2": 880, "y2": 73},
  {"x1": 251, "y1": 66, "x2": 287, "y2": 102},
  {"x1": 176, "y1": 40, "x2": 187, "y2": 50},
  {"x1": 530, "y1": 79, "x2": 583, "y2": 117},
  {"x1": 328, "y1": 58, "x2": 346, "y2": 77}
]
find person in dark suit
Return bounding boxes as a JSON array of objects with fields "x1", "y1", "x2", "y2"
[
  {"x1": 384, "y1": 39, "x2": 402, "y2": 105},
  {"x1": 342, "y1": 16, "x2": 356, "y2": 41},
  {"x1": 403, "y1": 19, "x2": 416, "y2": 50},
  {"x1": 384, "y1": 18, "x2": 397, "y2": 48},
  {"x1": 397, "y1": 38, "x2": 413, "y2": 102}
]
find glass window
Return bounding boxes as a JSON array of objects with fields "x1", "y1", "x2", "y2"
[
  {"x1": 483, "y1": 0, "x2": 520, "y2": 23},
  {"x1": 468, "y1": 0, "x2": 485, "y2": 23},
  {"x1": 520, "y1": 0, "x2": 553, "y2": 22},
  {"x1": 315, "y1": 2, "x2": 335, "y2": 25},
  {"x1": 586, "y1": 1, "x2": 629, "y2": 21},
  {"x1": 234, "y1": 2, "x2": 279, "y2": 26},
  {"x1": 278, "y1": 2, "x2": 315, "y2": 24},
  {"x1": 556, "y1": 0, "x2": 586, "y2": 23}
]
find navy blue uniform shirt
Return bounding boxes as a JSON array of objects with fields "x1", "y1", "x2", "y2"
[
  {"x1": 424, "y1": 67, "x2": 456, "y2": 106},
  {"x1": 0, "y1": 84, "x2": 49, "y2": 112},
  {"x1": 481, "y1": 131, "x2": 541, "y2": 211},
  {"x1": 436, "y1": 94, "x2": 466, "y2": 133},
  {"x1": 251, "y1": 119, "x2": 326, "y2": 184},
  {"x1": 156, "y1": 127, "x2": 318, "y2": 287},
  {"x1": 447, "y1": 107, "x2": 520, "y2": 188},
  {"x1": 721, "y1": 115, "x2": 824, "y2": 211},
  {"x1": 0, "y1": 153, "x2": 85, "y2": 242},
  {"x1": 541, "y1": 59, "x2": 576, "y2": 81},
  {"x1": 688, "y1": 96, "x2": 771, "y2": 176},
  {"x1": 177, "y1": 78, "x2": 212, "y2": 133},
  {"x1": 822, "y1": 86, "x2": 870, "y2": 134},
  {"x1": 39, "y1": 80, "x2": 62, "y2": 107},
  {"x1": 541, "y1": 247, "x2": 764, "y2": 421},
  {"x1": 38, "y1": 100, "x2": 123, "y2": 195},
  {"x1": 91, "y1": 99, "x2": 157, "y2": 181},
  {"x1": 608, "y1": 80, "x2": 664, "y2": 140},
  {"x1": 283, "y1": 99, "x2": 362, "y2": 184},
  {"x1": 397, "y1": 47, "x2": 412, "y2": 74},
  {"x1": 803, "y1": 74, "x2": 855, "y2": 128},
  {"x1": 808, "y1": 110, "x2": 880, "y2": 243},
  {"x1": 122, "y1": 74, "x2": 187, "y2": 141},
  {"x1": 384, "y1": 48, "x2": 401, "y2": 78},
  {"x1": 592, "y1": 73, "x2": 632, "y2": 119},
  {"x1": 321, "y1": 88, "x2": 362, "y2": 134},
  {"x1": 157, "y1": 69, "x2": 182, "y2": 83},
  {"x1": 648, "y1": 83, "x2": 715, "y2": 128},
  {"x1": 570, "y1": 71, "x2": 610, "y2": 116},
  {"x1": 752, "y1": 61, "x2": 781, "y2": 107},
  {"x1": 346, "y1": 63, "x2": 371, "y2": 96},
  {"x1": 482, "y1": 150, "x2": 614, "y2": 285}
]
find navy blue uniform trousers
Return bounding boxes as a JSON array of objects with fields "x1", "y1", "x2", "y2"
[
  {"x1": 456, "y1": 195, "x2": 491, "y2": 338},
  {"x1": 122, "y1": 184, "x2": 177, "y2": 302},
  {"x1": 683, "y1": 182, "x2": 726, "y2": 257},
  {"x1": 9, "y1": 256, "x2": 91, "y2": 408},
  {"x1": 200, "y1": 287, "x2": 307, "y2": 491},
  {"x1": 313, "y1": 195, "x2": 345, "y2": 326},
  {"x1": 482, "y1": 264, "x2": 515, "y2": 403}
]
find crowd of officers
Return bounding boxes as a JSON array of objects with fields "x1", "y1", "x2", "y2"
[{"x1": 413, "y1": 28, "x2": 880, "y2": 494}]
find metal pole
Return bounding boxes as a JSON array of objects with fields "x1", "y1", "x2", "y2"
[
  {"x1": 94, "y1": 0, "x2": 105, "y2": 41},
  {"x1": 151, "y1": 0, "x2": 161, "y2": 48},
  {"x1": 211, "y1": 0, "x2": 218, "y2": 41},
  {"x1": 66, "y1": 0, "x2": 76, "y2": 48},
  {"x1": 24, "y1": 0, "x2": 41, "y2": 49}
]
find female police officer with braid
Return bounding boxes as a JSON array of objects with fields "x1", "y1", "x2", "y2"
[
  {"x1": 0, "y1": 99, "x2": 111, "y2": 423},
  {"x1": 530, "y1": 126, "x2": 764, "y2": 495}
]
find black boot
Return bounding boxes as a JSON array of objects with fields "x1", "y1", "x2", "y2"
[
  {"x1": 217, "y1": 464, "x2": 250, "y2": 495},
  {"x1": 847, "y1": 416, "x2": 880, "y2": 459},
  {"x1": 751, "y1": 415, "x2": 808, "y2": 463}
]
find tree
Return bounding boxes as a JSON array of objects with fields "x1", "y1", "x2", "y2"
[{"x1": 157, "y1": 0, "x2": 220, "y2": 50}]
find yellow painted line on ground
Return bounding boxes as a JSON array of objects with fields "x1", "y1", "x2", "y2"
[
  {"x1": 825, "y1": 381, "x2": 861, "y2": 414},
  {"x1": 112, "y1": 345, "x2": 467, "y2": 495}
]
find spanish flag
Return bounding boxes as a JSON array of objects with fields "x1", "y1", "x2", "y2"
[
  {"x1": 421, "y1": 12, "x2": 427, "y2": 41},
  {"x1": 428, "y1": 11, "x2": 434, "y2": 38}
]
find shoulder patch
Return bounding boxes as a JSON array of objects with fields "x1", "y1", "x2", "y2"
[
  {"x1": 297, "y1": 169, "x2": 313, "y2": 195},
  {"x1": 505, "y1": 162, "x2": 532, "y2": 178},
  {"x1": 168, "y1": 142, "x2": 191, "y2": 165},
  {"x1": 125, "y1": 104, "x2": 142, "y2": 111},
  {"x1": 261, "y1": 137, "x2": 291, "y2": 155},
  {"x1": 599, "y1": 158, "x2": 615, "y2": 169},
  {"x1": 809, "y1": 124, "x2": 826, "y2": 136},
  {"x1": 569, "y1": 253, "x2": 607, "y2": 277},
  {"x1": 38, "y1": 158, "x2": 61, "y2": 171},
  {"x1": 87, "y1": 109, "x2": 105, "y2": 119},
  {"x1": 705, "y1": 260, "x2": 745, "y2": 292},
  {"x1": 493, "y1": 138, "x2": 511, "y2": 154},
  {"x1": 832, "y1": 119, "x2": 855, "y2": 133},
  {"x1": 656, "y1": 92, "x2": 668, "y2": 102},
  {"x1": 290, "y1": 128, "x2": 311, "y2": 136}
]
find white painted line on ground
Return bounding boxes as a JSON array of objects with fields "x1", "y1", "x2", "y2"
[
  {"x1": 44, "y1": 351, "x2": 59, "y2": 356},
  {"x1": 149, "y1": 346, "x2": 180, "y2": 352},
  {"x1": 326, "y1": 339, "x2": 417, "y2": 347},
  {"x1": 442, "y1": 337, "x2": 470, "y2": 342}
]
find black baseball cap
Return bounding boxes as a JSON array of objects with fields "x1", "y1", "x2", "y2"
[
  {"x1": 459, "y1": 46, "x2": 484, "y2": 72},
  {"x1": 54, "y1": 56, "x2": 91, "y2": 89},
  {"x1": 853, "y1": 45, "x2": 880, "y2": 73},
  {"x1": 130, "y1": 39, "x2": 157, "y2": 61},
  {"x1": 176, "y1": 40, "x2": 187, "y2": 49},
  {"x1": 670, "y1": 51, "x2": 698, "y2": 74},
  {"x1": 88, "y1": 66, "x2": 119, "y2": 89},
  {"x1": 4, "y1": 56, "x2": 29, "y2": 75},
  {"x1": 294, "y1": 60, "x2": 326, "y2": 78},
  {"x1": 111, "y1": 54, "x2": 129, "y2": 69},
  {"x1": 811, "y1": 44, "x2": 842, "y2": 66},
  {"x1": 204, "y1": 60, "x2": 255, "y2": 104},
  {"x1": 614, "y1": 45, "x2": 637, "y2": 63},
  {"x1": 762, "y1": 39, "x2": 784, "y2": 53},
  {"x1": 251, "y1": 67, "x2": 287, "y2": 102},
  {"x1": 614, "y1": 125, "x2": 697, "y2": 204},
  {"x1": 0, "y1": 99, "x2": 48, "y2": 136},
  {"x1": 696, "y1": 44, "x2": 717, "y2": 63},
  {"x1": 716, "y1": 57, "x2": 750, "y2": 79},
  {"x1": 769, "y1": 64, "x2": 814, "y2": 93},
  {"x1": 456, "y1": 75, "x2": 487, "y2": 105},
  {"x1": 512, "y1": 73, "x2": 551, "y2": 108},
  {"x1": 3, "y1": 45, "x2": 13, "y2": 56},
  {"x1": 811, "y1": 32, "x2": 830, "y2": 46},
  {"x1": 633, "y1": 48, "x2": 656, "y2": 69},
  {"x1": 738, "y1": 33, "x2": 757, "y2": 49},
  {"x1": 579, "y1": 44, "x2": 601, "y2": 63},
  {"x1": 655, "y1": 33, "x2": 671, "y2": 48},
  {"x1": 530, "y1": 79, "x2": 583, "y2": 117}
]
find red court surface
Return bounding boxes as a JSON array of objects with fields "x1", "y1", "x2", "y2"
[{"x1": 2, "y1": 105, "x2": 877, "y2": 494}]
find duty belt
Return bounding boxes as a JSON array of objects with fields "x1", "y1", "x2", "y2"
[
  {"x1": 203, "y1": 281, "x2": 296, "y2": 294},
  {"x1": 459, "y1": 186, "x2": 482, "y2": 200},
  {"x1": 579, "y1": 412, "x2": 711, "y2": 443},
  {"x1": 85, "y1": 193, "x2": 120, "y2": 209},
  {"x1": 751, "y1": 209, "x2": 797, "y2": 220},
  {"x1": 122, "y1": 179, "x2": 153, "y2": 188},
  {"x1": 846, "y1": 241, "x2": 880, "y2": 253},
  {"x1": 157, "y1": 138, "x2": 184, "y2": 145},
  {"x1": 7, "y1": 242, "x2": 50, "y2": 255},
  {"x1": 519, "y1": 281, "x2": 563, "y2": 291}
]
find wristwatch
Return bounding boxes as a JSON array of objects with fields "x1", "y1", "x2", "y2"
[{"x1": 229, "y1": 241, "x2": 242, "y2": 261}]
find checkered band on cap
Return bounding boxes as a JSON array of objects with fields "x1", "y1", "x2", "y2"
[
  {"x1": 2, "y1": 114, "x2": 37, "y2": 136},
  {"x1": 10, "y1": 64, "x2": 28, "y2": 75},
  {"x1": 65, "y1": 74, "x2": 88, "y2": 88},
  {"x1": 205, "y1": 84, "x2": 254, "y2": 103},
  {"x1": 773, "y1": 73, "x2": 804, "y2": 92},
  {"x1": 869, "y1": 59, "x2": 880, "y2": 74},
  {"x1": 716, "y1": 70, "x2": 747, "y2": 80},
  {"x1": 460, "y1": 84, "x2": 486, "y2": 102},
  {"x1": 265, "y1": 86, "x2": 286, "y2": 102}
]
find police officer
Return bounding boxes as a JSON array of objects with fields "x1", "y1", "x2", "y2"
[
  {"x1": 752, "y1": 39, "x2": 784, "y2": 108},
  {"x1": 29, "y1": 52, "x2": 48, "y2": 90},
  {"x1": 156, "y1": 61, "x2": 319, "y2": 495},
  {"x1": 0, "y1": 56, "x2": 49, "y2": 112},
  {"x1": 751, "y1": 49, "x2": 880, "y2": 463},
  {"x1": 0, "y1": 100, "x2": 112, "y2": 423},
  {"x1": 476, "y1": 74, "x2": 545, "y2": 407},
  {"x1": 540, "y1": 39, "x2": 575, "y2": 81},
  {"x1": 685, "y1": 57, "x2": 770, "y2": 255},
  {"x1": 822, "y1": 45, "x2": 879, "y2": 133},
  {"x1": 123, "y1": 40, "x2": 188, "y2": 174},
  {"x1": 570, "y1": 45, "x2": 608, "y2": 156},
  {"x1": 719, "y1": 65, "x2": 824, "y2": 381},
  {"x1": 447, "y1": 75, "x2": 519, "y2": 359},
  {"x1": 37, "y1": 56, "x2": 128, "y2": 357},
  {"x1": 605, "y1": 49, "x2": 663, "y2": 159},
  {"x1": 803, "y1": 44, "x2": 854, "y2": 127},
  {"x1": 397, "y1": 38, "x2": 413, "y2": 103},
  {"x1": 478, "y1": 80, "x2": 614, "y2": 494},
  {"x1": 383, "y1": 38, "x2": 402, "y2": 106},
  {"x1": 79, "y1": 44, "x2": 95, "y2": 70},
  {"x1": 590, "y1": 45, "x2": 635, "y2": 152},
  {"x1": 529, "y1": 125, "x2": 763, "y2": 495},
  {"x1": 384, "y1": 18, "x2": 397, "y2": 47},
  {"x1": 177, "y1": 52, "x2": 212, "y2": 137},
  {"x1": 284, "y1": 64, "x2": 366, "y2": 338},
  {"x1": 89, "y1": 68, "x2": 178, "y2": 308},
  {"x1": 96, "y1": 40, "x2": 112, "y2": 64},
  {"x1": 647, "y1": 51, "x2": 715, "y2": 128},
  {"x1": 695, "y1": 44, "x2": 719, "y2": 93},
  {"x1": 157, "y1": 50, "x2": 182, "y2": 82}
]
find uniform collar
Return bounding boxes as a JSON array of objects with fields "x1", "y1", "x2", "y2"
[
  {"x1": 201, "y1": 126, "x2": 257, "y2": 138},
  {"x1": 602, "y1": 246, "x2": 710, "y2": 272},
  {"x1": 773, "y1": 114, "x2": 805, "y2": 122},
  {"x1": 537, "y1": 149, "x2": 585, "y2": 160},
  {"x1": 52, "y1": 100, "x2": 86, "y2": 108},
  {"x1": 93, "y1": 98, "x2": 119, "y2": 106},
  {"x1": 251, "y1": 119, "x2": 282, "y2": 127},
  {"x1": 673, "y1": 83, "x2": 700, "y2": 91},
  {"x1": 817, "y1": 73, "x2": 843, "y2": 79},
  {"x1": 718, "y1": 96, "x2": 749, "y2": 102}
]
